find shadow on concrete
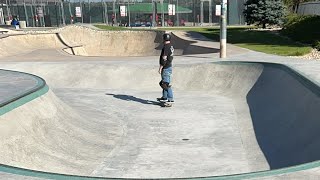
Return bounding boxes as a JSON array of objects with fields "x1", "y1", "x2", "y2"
[
  {"x1": 180, "y1": 31, "x2": 214, "y2": 42},
  {"x1": 154, "y1": 31, "x2": 219, "y2": 55},
  {"x1": 106, "y1": 93, "x2": 159, "y2": 106},
  {"x1": 183, "y1": 55, "x2": 212, "y2": 59},
  {"x1": 247, "y1": 63, "x2": 320, "y2": 169}
]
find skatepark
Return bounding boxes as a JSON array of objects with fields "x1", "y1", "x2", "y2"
[{"x1": 1, "y1": 25, "x2": 320, "y2": 179}]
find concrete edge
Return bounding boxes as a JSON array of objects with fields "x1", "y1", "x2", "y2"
[
  {"x1": 214, "y1": 61, "x2": 320, "y2": 97},
  {"x1": 0, "y1": 85, "x2": 49, "y2": 116},
  {"x1": 0, "y1": 69, "x2": 47, "y2": 109},
  {"x1": 0, "y1": 61, "x2": 320, "y2": 179},
  {"x1": 0, "y1": 158, "x2": 320, "y2": 180}
]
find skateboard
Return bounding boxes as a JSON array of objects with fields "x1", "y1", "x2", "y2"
[{"x1": 156, "y1": 98, "x2": 173, "y2": 107}]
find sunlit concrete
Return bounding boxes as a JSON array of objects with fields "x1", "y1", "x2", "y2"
[{"x1": 1, "y1": 25, "x2": 320, "y2": 179}]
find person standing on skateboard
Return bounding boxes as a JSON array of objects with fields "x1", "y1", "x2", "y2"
[{"x1": 157, "y1": 33, "x2": 174, "y2": 103}]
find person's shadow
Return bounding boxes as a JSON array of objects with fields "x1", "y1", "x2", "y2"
[{"x1": 106, "y1": 93, "x2": 159, "y2": 106}]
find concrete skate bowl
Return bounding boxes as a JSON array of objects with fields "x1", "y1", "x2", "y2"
[
  {"x1": 0, "y1": 25, "x2": 218, "y2": 58},
  {"x1": 58, "y1": 26, "x2": 219, "y2": 56},
  {"x1": 0, "y1": 33, "x2": 67, "y2": 58},
  {"x1": 1, "y1": 62, "x2": 320, "y2": 179}
]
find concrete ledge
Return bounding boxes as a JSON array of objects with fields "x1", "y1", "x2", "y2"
[{"x1": 0, "y1": 70, "x2": 48, "y2": 115}]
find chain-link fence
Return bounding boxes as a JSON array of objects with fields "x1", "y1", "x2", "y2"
[{"x1": 0, "y1": 0, "x2": 245, "y2": 27}]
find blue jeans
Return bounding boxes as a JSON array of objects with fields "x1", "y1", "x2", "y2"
[{"x1": 161, "y1": 67, "x2": 174, "y2": 101}]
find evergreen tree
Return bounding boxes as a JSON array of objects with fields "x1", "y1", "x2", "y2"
[{"x1": 244, "y1": 0, "x2": 286, "y2": 28}]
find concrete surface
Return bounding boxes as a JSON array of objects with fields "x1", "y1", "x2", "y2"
[
  {"x1": 0, "y1": 25, "x2": 320, "y2": 179},
  {"x1": 0, "y1": 25, "x2": 246, "y2": 58},
  {"x1": 0, "y1": 172, "x2": 42, "y2": 180},
  {"x1": 0, "y1": 70, "x2": 41, "y2": 105},
  {"x1": 0, "y1": 62, "x2": 265, "y2": 178}
]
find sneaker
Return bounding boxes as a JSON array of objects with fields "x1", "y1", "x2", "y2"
[
  {"x1": 157, "y1": 97, "x2": 168, "y2": 102},
  {"x1": 167, "y1": 100, "x2": 175, "y2": 103}
]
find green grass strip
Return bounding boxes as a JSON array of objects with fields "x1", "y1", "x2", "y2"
[
  {"x1": 158, "y1": 27, "x2": 312, "y2": 56},
  {"x1": 94, "y1": 25, "x2": 129, "y2": 31}
]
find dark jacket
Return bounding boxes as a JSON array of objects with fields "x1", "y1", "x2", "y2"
[
  {"x1": 159, "y1": 43, "x2": 174, "y2": 69},
  {"x1": 11, "y1": 19, "x2": 19, "y2": 26}
]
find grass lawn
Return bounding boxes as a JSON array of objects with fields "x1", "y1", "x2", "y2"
[
  {"x1": 94, "y1": 25, "x2": 129, "y2": 31},
  {"x1": 94, "y1": 24, "x2": 153, "y2": 31},
  {"x1": 160, "y1": 27, "x2": 312, "y2": 56},
  {"x1": 203, "y1": 28, "x2": 311, "y2": 56}
]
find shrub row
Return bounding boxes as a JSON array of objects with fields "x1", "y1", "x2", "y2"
[{"x1": 281, "y1": 14, "x2": 320, "y2": 50}]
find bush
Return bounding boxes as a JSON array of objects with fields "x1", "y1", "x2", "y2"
[
  {"x1": 314, "y1": 41, "x2": 320, "y2": 51},
  {"x1": 281, "y1": 15, "x2": 320, "y2": 45}
]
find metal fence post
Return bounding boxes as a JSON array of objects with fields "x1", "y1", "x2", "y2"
[
  {"x1": 220, "y1": 0, "x2": 227, "y2": 58},
  {"x1": 60, "y1": 0, "x2": 65, "y2": 25}
]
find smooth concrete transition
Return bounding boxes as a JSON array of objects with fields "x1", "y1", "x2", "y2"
[
  {"x1": 1, "y1": 60, "x2": 320, "y2": 179},
  {"x1": 0, "y1": 70, "x2": 41, "y2": 106},
  {"x1": 1, "y1": 25, "x2": 320, "y2": 179},
  {"x1": 0, "y1": 62, "x2": 265, "y2": 178},
  {"x1": 0, "y1": 25, "x2": 218, "y2": 58},
  {"x1": 247, "y1": 64, "x2": 320, "y2": 169}
]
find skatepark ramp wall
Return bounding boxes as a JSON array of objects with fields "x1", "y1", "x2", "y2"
[
  {"x1": 12, "y1": 62, "x2": 263, "y2": 95},
  {"x1": 59, "y1": 25, "x2": 219, "y2": 57},
  {"x1": 0, "y1": 62, "x2": 264, "y2": 177},
  {"x1": 0, "y1": 33, "x2": 66, "y2": 58},
  {"x1": 1, "y1": 62, "x2": 320, "y2": 179},
  {"x1": 0, "y1": 89, "x2": 124, "y2": 176},
  {"x1": 0, "y1": 25, "x2": 218, "y2": 57},
  {"x1": 247, "y1": 63, "x2": 320, "y2": 169},
  {"x1": 38, "y1": 25, "x2": 218, "y2": 57},
  {"x1": 57, "y1": 26, "x2": 163, "y2": 56}
]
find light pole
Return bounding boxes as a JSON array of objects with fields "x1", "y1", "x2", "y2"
[
  {"x1": 60, "y1": 0, "x2": 65, "y2": 25},
  {"x1": 220, "y1": 0, "x2": 227, "y2": 58}
]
